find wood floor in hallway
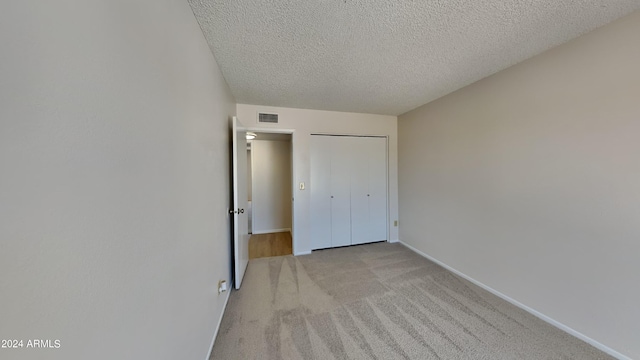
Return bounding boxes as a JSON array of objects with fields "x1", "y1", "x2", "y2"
[{"x1": 248, "y1": 231, "x2": 292, "y2": 259}]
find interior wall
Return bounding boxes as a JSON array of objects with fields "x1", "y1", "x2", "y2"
[
  {"x1": 247, "y1": 148, "x2": 252, "y2": 233},
  {"x1": 0, "y1": 1, "x2": 235, "y2": 360},
  {"x1": 251, "y1": 140, "x2": 292, "y2": 234},
  {"x1": 398, "y1": 11, "x2": 640, "y2": 359},
  {"x1": 247, "y1": 149, "x2": 253, "y2": 201},
  {"x1": 236, "y1": 105, "x2": 398, "y2": 254}
]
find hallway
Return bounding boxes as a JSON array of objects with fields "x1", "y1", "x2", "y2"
[{"x1": 248, "y1": 231, "x2": 292, "y2": 259}]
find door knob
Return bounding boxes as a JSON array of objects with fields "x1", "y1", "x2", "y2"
[
  {"x1": 229, "y1": 209, "x2": 237, "y2": 214},
  {"x1": 239, "y1": 208, "x2": 245, "y2": 214}
]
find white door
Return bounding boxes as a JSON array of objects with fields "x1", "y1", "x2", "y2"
[
  {"x1": 351, "y1": 137, "x2": 387, "y2": 244},
  {"x1": 330, "y1": 136, "x2": 352, "y2": 247},
  {"x1": 310, "y1": 136, "x2": 332, "y2": 250},
  {"x1": 232, "y1": 116, "x2": 249, "y2": 289},
  {"x1": 350, "y1": 137, "x2": 371, "y2": 245}
]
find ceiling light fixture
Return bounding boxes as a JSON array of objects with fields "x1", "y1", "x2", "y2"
[{"x1": 246, "y1": 132, "x2": 257, "y2": 140}]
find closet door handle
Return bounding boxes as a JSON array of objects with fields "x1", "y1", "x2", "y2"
[{"x1": 239, "y1": 208, "x2": 245, "y2": 214}]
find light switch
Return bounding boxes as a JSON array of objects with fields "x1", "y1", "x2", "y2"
[{"x1": 299, "y1": 182, "x2": 305, "y2": 190}]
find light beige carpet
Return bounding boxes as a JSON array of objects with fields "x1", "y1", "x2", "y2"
[{"x1": 211, "y1": 242, "x2": 612, "y2": 360}]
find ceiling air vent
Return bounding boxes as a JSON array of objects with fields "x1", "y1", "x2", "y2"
[{"x1": 258, "y1": 112, "x2": 278, "y2": 124}]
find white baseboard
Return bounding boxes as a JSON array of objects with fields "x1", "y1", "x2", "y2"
[
  {"x1": 252, "y1": 228, "x2": 291, "y2": 235},
  {"x1": 388, "y1": 239, "x2": 399, "y2": 243},
  {"x1": 205, "y1": 288, "x2": 232, "y2": 360},
  {"x1": 399, "y1": 240, "x2": 631, "y2": 360},
  {"x1": 294, "y1": 250, "x2": 312, "y2": 256}
]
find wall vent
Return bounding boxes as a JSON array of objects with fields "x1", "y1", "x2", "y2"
[{"x1": 258, "y1": 112, "x2": 279, "y2": 123}]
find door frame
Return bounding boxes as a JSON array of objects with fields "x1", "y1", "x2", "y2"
[{"x1": 245, "y1": 128, "x2": 297, "y2": 256}]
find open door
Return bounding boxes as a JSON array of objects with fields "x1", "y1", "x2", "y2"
[{"x1": 232, "y1": 116, "x2": 249, "y2": 289}]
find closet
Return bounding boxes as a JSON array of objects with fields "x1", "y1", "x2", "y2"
[{"x1": 310, "y1": 135, "x2": 387, "y2": 250}]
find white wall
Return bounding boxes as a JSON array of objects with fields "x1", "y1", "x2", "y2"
[
  {"x1": 236, "y1": 105, "x2": 399, "y2": 254},
  {"x1": 398, "y1": 11, "x2": 640, "y2": 359},
  {"x1": 247, "y1": 149, "x2": 253, "y2": 201},
  {"x1": 0, "y1": 1, "x2": 235, "y2": 360},
  {"x1": 251, "y1": 140, "x2": 292, "y2": 234}
]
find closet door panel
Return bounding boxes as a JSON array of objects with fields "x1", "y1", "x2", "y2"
[
  {"x1": 310, "y1": 136, "x2": 332, "y2": 250},
  {"x1": 368, "y1": 137, "x2": 388, "y2": 241},
  {"x1": 330, "y1": 137, "x2": 352, "y2": 247},
  {"x1": 350, "y1": 137, "x2": 371, "y2": 245}
]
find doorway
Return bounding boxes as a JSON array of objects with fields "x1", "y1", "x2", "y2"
[{"x1": 246, "y1": 132, "x2": 293, "y2": 259}]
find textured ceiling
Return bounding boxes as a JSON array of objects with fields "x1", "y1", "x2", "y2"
[{"x1": 188, "y1": 1, "x2": 639, "y2": 116}]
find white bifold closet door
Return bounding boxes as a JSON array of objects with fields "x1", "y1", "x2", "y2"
[
  {"x1": 310, "y1": 135, "x2": 332, "y2": 250},
  {"x1": 329, "y1": 137, "x2": 352, "y2": 247},
  {"x1": 351, "y1": 137, "x2": 387, "y2": 245},
  {"x1": 310, "y1": 135, "x2": 387, "y2": 250},
  {"x1": 350, "y1": 138, "x2": 370, "y2": 245}
]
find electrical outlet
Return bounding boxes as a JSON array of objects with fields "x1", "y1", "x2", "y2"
[
  {"x1": 218, "y1": 280, "x2": 228, "y2": 294},
  {"x1": 394, "y1": 220, "x2": 398, "y2": 227}
]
